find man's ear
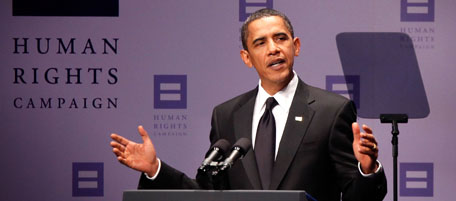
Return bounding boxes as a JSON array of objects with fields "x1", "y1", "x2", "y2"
[
  {"x1": 240, "y1": 49, "x2": 253, "y2": 68},
  {"x1": 293, "y1": 37, "x2": 301, "y2": 56}
]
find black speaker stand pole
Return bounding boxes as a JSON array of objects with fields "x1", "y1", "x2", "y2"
[{"x1": 380, "y1": 114, "x2": 408, "y2": 201}]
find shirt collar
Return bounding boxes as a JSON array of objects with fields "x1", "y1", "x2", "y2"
[{"x1": 256, "y1": 71, "x2": 298, "y2": 112}]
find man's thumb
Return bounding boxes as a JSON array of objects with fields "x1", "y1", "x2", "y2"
[
  {"x1": 138, "y1": 125, "x2": 150, "y2": 142},
  {"x1": 352, "y1": 122, "x2": 361, "y2": 141}
]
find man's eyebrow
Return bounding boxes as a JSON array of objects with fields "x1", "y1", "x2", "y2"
[
  {"x1": 273, "y1": 32, "x2": 288, "y2": 38},
  {"x1": 252, "y1": 37, "x2": 265, "y2": 45}
]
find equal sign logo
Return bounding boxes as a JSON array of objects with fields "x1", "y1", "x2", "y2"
[
  {"x1": 239, "y1": 0, "x2": 273, "y2": 22},
  {"x1": 325, "y1": 75, "x2": 360, "y2": 109},
  {"x1": 400, "y1": 163, "x2": 434, "y2": 197},
  {"x1": 154, "y1": 75, "x2": 187, "y2": 109},
  {"x1": 401, "y1": 0, "x2": 435, "y2": 22},
  {"x1": 72, "y1": 162, "x2": 104, "y2": 197}
]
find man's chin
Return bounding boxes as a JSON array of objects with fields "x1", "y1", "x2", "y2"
[{"x1": 271, "y1": 71, "x2": 293, "y2": 84}]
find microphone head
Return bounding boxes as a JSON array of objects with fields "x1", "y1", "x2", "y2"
[
  {"x1": 232, "y1": 138, "x2": 252, "y2": 155},
  {"x1": 217, "y1": 138, "x2": 252, "y2": 172},
  {"x1": 205, "y1": 139, "x2": 231, "y2": 157}
]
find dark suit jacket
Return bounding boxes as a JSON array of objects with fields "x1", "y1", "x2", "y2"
[{"x1": 139, "y1": 79, "x2": 387, "y2": 201}]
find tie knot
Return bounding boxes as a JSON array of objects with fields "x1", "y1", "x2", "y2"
[{"x1": 265, "y1": 97, "x2": 278, "y2": 111}]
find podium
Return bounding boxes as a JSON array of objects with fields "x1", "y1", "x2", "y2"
[{"x1": 123, "y1": 190, "x2": 311, "y2": 201}]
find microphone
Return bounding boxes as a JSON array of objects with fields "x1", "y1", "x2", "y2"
[
  {"x1": 219, "y1": 138, "x2": 252, "y2": 171},
  {"x1": 199, "y1": 139, "x2": 231, "y2": 171}
]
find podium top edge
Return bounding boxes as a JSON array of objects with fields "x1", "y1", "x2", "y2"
[{"x1": 123, "y1": 189, "x2": 308, "y2": 193}]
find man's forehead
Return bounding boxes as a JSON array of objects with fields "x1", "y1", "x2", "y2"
[{"x1": 247, "y1": 16, "x2": 290, "y2": 38}]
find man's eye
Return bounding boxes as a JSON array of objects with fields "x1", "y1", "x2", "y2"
[{"x1": 255, "y1": 41, "x2": 265, "y2": 46}]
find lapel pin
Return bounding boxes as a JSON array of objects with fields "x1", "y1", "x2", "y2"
[{"x1": 295, "y1": 116, "x2": 303, "y2": 122}]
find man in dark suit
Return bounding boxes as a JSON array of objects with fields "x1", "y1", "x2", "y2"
[{"x1": 110, "y1": 8, "x2": 387, "y2": 201}]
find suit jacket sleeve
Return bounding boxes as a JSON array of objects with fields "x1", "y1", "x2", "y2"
[
  {"x1": 138, "y1": 161, "x2": 200, "y2": 189},
  {"x1": 329, "y1": 100, "x2": 387, "y2": 201}
]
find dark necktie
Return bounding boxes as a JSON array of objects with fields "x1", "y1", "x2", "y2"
[{"x1": 254, "y1": 97, "x2": 278, "y2": 189}]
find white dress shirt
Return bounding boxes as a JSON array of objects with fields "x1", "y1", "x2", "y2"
[{"x1": 252, "y1": 71, "x2": 298, "y2": 159}]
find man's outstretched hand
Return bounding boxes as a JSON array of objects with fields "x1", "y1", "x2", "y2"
[
  {"x1": 110, "y1": 125, "x2": 159, "y2": 176},
  {"x1": 352, "y1": 122, "x2": 379, "y2": 174}
]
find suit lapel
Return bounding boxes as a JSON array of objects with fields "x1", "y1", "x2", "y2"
[
  {"x1": 269, "y1": 80, "x2": 316, "y2": 190},
  {"x1": 233, "y1": 88, "x2": 262, "y2": 189}
]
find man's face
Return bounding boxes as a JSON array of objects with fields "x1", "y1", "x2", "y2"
[{"x1": 240, "y1": 16, "x2": 300, "y2": 92}]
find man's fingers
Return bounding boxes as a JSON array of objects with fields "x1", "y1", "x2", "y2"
[
  {"x1": 362, "y1": 124, "x2": 373, "y2": 134},
  {"x1": 360, "y1": 140, "x2": 378, "y2": 150},
  {"x1": 137, "y1": 125, "x2": 150, "y2": 143},
  {"x1": 110, "y1": 141, "x2": 126, "y2": 152},
  {"x1": 111, "y1": 133, "x2": 131, "y2": 146},
  {"x1": 361, "y1": 133, "x2": 378, "y2": 144},
  {"x1": 113, "y1": 148, "x2": 125, "y2": 158},
  {"x1": 118, "y1": 157, "x2": 128, "y2": 166},
  {"x1": 354, "y1": 123, "x2": 378, "y2": 145},
  {"x1": 358, "y1": 146, "x2": 378, "y2": 156}
]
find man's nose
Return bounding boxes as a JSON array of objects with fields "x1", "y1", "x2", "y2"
[{"x1": 267, "y1": 41, "x2": 280, "y2": 55}]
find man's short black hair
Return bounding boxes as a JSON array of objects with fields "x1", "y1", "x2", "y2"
[{"x1": 240, "y1": 8, "x2": 295, "y2": 51}]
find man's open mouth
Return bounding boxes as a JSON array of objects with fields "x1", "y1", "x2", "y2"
[{"x1": 268, "y1": 59, "x2": 285, "y2": 67}]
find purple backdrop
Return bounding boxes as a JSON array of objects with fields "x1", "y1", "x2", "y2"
[{"x1": 1, "y1": 0, "x2": 455, "y2": 201}]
